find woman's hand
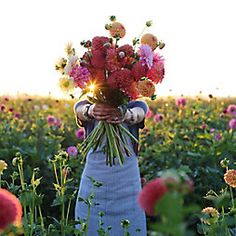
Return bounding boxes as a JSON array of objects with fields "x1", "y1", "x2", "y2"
[{"x1": 92, "y1": 103, "x2": 123, "y2": 124}]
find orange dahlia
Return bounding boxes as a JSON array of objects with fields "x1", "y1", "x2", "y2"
[
  {"x1": 137, "y1": 80, "x2": 155, "y2": 97},
  {"x1": 109, "y1": 22, "x2": 126, "y2": 38},
  {"x1": 224, "y1": 169, "x2": 236, "y2": 188},
  {"x1": 141, "y1": 33, "x2": 158, "y2": 50},
  {"x1": 0, "y1": 189, "x2": 22, "y2": 232}
]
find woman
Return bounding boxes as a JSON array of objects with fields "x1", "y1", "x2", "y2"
[{"x1": 74, "y1": 99, "x2": 148, "y2": 235}]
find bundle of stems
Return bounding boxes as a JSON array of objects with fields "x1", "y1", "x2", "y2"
[{"x1": 79, "y1": 121, "x2": 139, "y2": 166}]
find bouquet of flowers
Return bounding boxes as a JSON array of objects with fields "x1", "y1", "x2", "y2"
[{"x1": 55, "y1": 16, "x2": 165, "y2": 166}]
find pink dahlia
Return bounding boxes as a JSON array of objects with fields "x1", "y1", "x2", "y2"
[
  {"x1": 153, "y1": 113, "x2": 164, "y2": 123},
  {"x1": 139, "y1": 44, "x2": 153, "y2": 69},
  {"x1": 0, "y1": 188, "x2": 22, "y2": 232},
  {"x1": 226, "y1": 104, "x2": 236, "y2": 116},
  {"x1": 201, "y1": 123, "x2": 207, "y2": 129},
  {"x1": 47, "y1": 115, "x2": 57, "y2": 126},
  {"x1": 131, "y1": 61, "x2": 148, "y2": 81},
  {"x1": 75, "y1": 128, "x2": 85, "y2": 140},
  {"x1": 70, "y1": 65, "x2": 91, "y2": 89},
  {"x1": 210, "y1": 128, "x2": 216, "y2": 134},
  {"x1": 146, "y1": 109, "x2": 153, "y2": 118},
  {"x1": 66, "y1": 146, "x2": 78, "y2": 157},
  {"x1": 138, "y1": 178, "x2": 168, "y2": 216},
  {"x1": 215, "y1": 132, "x2": 222, "y2": 141},
  {"x1": 147, "y1": 54, "x2": 165, "y2": 84},
  {"x1": 175, "y1": 97, "x2": 186, "y2": 107},
  {"x1": 229, "y1": 118, "x2": 236, "y2": 129}
]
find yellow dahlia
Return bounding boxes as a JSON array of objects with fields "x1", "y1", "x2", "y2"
[
  {"x1": 224, "y1": 169, "x2": 236, "y2": 188},
  {"x1": 58, "y1": 76, "x2": 75, "y2": 92},
  {"x1": 0, "y1": 160, "x2": 7, "y2": 175}
]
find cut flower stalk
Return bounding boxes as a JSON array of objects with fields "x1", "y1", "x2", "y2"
[{"x1": 79, "y1": 121, "x2": 139, "y2": 166}]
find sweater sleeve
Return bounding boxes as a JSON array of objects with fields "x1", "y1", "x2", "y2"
[
  {"x1": 127, "y1": 100, "x2": 148, "y2": 129},
  {"x1": 73, "y1": 100, "x2": 92, "y2": 127}
]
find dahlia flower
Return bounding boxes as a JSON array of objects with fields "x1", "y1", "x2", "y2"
[
  {"x1": 0, "y1": 160, "x2": 7, "y2": 174},
  {"x1": 47, "y1": 115, "x2": 57, "y2": 126},
  {"x1": 70, "y1": 65, "x2": 91, "y2": 89},
  {"x1": 91, "y1": 50, "x2": 107, "y2": 69},
  {"x1": 66, "y1": 146, "x2": 78, "y2": 157},
  {"x1": 215, "y1": 132, "x2": 222, "y2": 141},
  {"x1": 109, "y1": 22, "x2": 126, "y2": 38},
  {"x1": 146, "y1": 109, "x2": 153, "y2": 118},
  {"x1": 0, "y1": 189, "x2": 22, "y2": 232},
  {"x1": 175, "y1": 97, "x2": 186, "y2": 107},
  {"x1": 229, "y1": 118, "x2": 236, "y2": 129},
  {"x1": 64, "y1": 55, "x2": 78, "y2": 75},
  {"x1": 153, "y1": 113, "x2": 164, "y2": 123},
  {"x1": 138, "y1": 178, "x2": 168, "y2": 216},
  {"x1": 141, "y1": 33, "x2": 158, "y2": 50},
  {"x1": 58, "y1": 76, "x2": 75, "y2": 92},
  {"x1": 92, "y1": 36, "x2": 110, "y2": 52},
  {"x1": 139, "y1": 45, "x2": 153, "y2": 69},
  {"x1": 123, "y1": 82, "x2": 140, "y2": 100},
  {"x1": 131, "y1": 61, "x2": 148, "y2": 81},
  {"x1": 108, "y1": 69, "x2": 132, "y2": 90},
  {"x1": 226, "y1": 104, "x2": 236, "y2": 116},
  {"x1": 201, "y1": 207, "x2": 219, "y2": 225},
  {"x1": 75, "y1": 128, "x2": 85, "y2": 140},
  {"x1": 224, "y1": 169, "x2": 236, "y2": 188},
  {"x1": 106, "y1": 47, "x2": 122, "y2": 72},
  {"x1": 137, "y1": 80, "x2": 155, "y2": 97}
]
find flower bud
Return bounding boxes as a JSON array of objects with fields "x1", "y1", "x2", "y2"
[
  {"x1": 220, "y1": 158, "x2": 230, "y2": 168},
  {"x1": 109, "y1": 15, "x2": 116, "y2": 22},
  {"x1": 105, "y1": 24, "x2": 111, "y2": 30},
  {"x1": 146, "y1": 20, "x2": 153, "y2": 27},
  {"x1": 158, "y1": 41, "x2": 165, "y2": 49}
]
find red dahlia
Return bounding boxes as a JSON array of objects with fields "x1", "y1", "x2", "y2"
[
  {"x1": 91, "y1": 36, "x2": 110, "y2": 52},
  {"x1": 123, "y1": 82, "x2": 140, "y2": 100},
  {"x1": 106, "y1": 47, "x2": 122, "y2": 72},
  {"x1": 107, "y1": 69, "x2": 133, "y2": 90},
  {"x1": 117, "y1": 44, "x2": 134, "y2": 58},
  {"x1": 131, "y1": 61, "x2": 148, "y2": 81},
  {"x1": 91, "y1": 50, "x2": 107, "y2": 69},
  {"x1": 0, "y1": 189, "x2": 23, "y2": 232},
  {"x1": 138, "y1": 178, "x2": 168, "y2": 216}
]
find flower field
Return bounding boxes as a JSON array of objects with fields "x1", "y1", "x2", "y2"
[{"x1": 0, "y1": 95, "x2": 236, "y2": 235}]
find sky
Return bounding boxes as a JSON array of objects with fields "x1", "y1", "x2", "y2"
[{"x1": 0, "y1": 0, "x2": 235, "y2": 99}]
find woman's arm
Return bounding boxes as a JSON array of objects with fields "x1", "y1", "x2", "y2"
[
  {"x1": 106, "y1": 101, "x2": 148, "y2": 125},
  {"x1": 73, "y1": 101, "x2": 94, "y2": 122},
  {"x1": 74, "y1": 101, "x2": 122, "y2": 122}
]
